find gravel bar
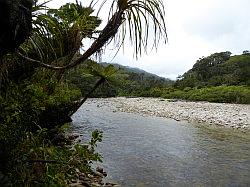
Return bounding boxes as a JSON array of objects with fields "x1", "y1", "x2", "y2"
[{"x1": 87, "y1": 97, "x2": 250, "y2": 129}]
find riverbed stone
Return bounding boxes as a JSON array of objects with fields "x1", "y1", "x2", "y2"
[{"x1": 85, "y1": 97, "x2": 250, "y2": 130}]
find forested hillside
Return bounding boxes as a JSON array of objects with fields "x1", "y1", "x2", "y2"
[
  {"x1": 175, "y1": 51, "x2": 250, "y2": 88},
  {"x1": 67, "y1": 62, "x2": 173, "y2": 97},
  {"x1": 161, "y1": 51, "x2": 250, "y2": 103},
  {"x1": 67, "y1": 51, "x2": 250, "y2": 104},
  {"x1": 66, "y1": 51, "x2": 250, "y2": 104}
]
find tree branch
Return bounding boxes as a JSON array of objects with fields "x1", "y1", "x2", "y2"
[{"x1": 27, "y1": 159, "x2": 63, "y2": 164}]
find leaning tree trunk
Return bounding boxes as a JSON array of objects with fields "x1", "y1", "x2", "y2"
[{"x1": 69, "y1": 77, "x2": 106, "y2": 116}]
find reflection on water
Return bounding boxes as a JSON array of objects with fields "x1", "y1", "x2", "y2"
[{"x1": 71, "y1": 102, "x2": 250, "y2": 187}]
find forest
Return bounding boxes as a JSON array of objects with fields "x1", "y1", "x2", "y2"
[{"x1": 68, "y1": 51, "x2": 250, "y2": 104}]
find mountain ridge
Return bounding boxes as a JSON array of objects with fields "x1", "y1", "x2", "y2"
[{"x1": 99, "y1": 62, "x2": 172, "y2": 81}]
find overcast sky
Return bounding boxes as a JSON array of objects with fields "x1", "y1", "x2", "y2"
[{"x1": 46, "y1": 0, "x2": 250, "y2": 79}]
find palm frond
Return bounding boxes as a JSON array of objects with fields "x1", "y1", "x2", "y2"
[
  {"x1": 117, "y1": 0, "x2": 167, "y2": 58},
  {"x1": 19, "y1": 0, "x2": 167, "y2": 70}
]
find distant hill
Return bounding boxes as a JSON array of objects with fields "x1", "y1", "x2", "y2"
[
  {"x1": 97, "y1": 62, "x2": 173, "y2": 96},
  {"x1": 175, "y1": 51, "x2": 250, "y2": 88},
  {"x1": 67, "y1": 61, "x2": 174, "y2": 98},
  {"x1": 100, "y1": 62, "x2": 172, "y2": 82}
]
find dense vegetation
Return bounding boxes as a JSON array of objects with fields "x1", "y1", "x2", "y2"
[
  {"x1": 67, "y1": 62, "x2": 173, "y2": 97},
  {"x1": 160, "y1": 86, "x2": 250, "y2": 104},
  {"x1": 175, "y1": 51, "x2": 250, "y2": 88},
  {"x1": 170, "y1": 51, "x2": 250, "y2": 103},
  {"x1": 0, "y1": 0, "x2": 167, "y2": 185},
  {"x1": 0, "y1": 3, "x2": 104, "y2": 185},
  {"x1": 68, "y1": 51, "x2": 250, "y2": 104}
]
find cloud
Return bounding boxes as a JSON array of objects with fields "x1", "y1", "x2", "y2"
[
  {"x1": 181, "y1": 0, "x2": 250, "y2": 50},
  {"x1": 42, "y1": 0, "x2": 250, "y2": 79}
]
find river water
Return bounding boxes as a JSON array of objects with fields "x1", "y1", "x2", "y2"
[{"x1": 71, "y1": 100, "x2": 250, "y2": 187}]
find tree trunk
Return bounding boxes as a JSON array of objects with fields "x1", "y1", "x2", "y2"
[{"x1": 0, "y1": 0, "x2": 32, "y2": 56}]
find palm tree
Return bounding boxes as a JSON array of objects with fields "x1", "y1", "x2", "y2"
[
  {"x1": 19, "y1": 0, "x2": 167, "y2": 70},
  {"x1": 13, "y1": 0, "x2": 167, "y2": 115}
]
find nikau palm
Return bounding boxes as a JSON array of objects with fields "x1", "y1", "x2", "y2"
[
  {"x1": 19, "y1": 0, "x2": 167, "y2": 70},
  {"x1": 15, "y1": 0, "x2": 167, "y2": 112}
]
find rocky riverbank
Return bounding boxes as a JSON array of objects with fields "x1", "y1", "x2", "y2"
[
  {"x1": 69, "y1": 166, "x2": 120, "y2": 187},
  {"x1": 67, "y1": 133, "x2": 121, "y2": 187},
  {"x1": 88, "y1": 97, "x2": 250, "y2": 129}
]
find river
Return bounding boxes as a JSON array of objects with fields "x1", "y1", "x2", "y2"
[{"x1": 71, "y1": 99, "x2": 250, "y2": 187}]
